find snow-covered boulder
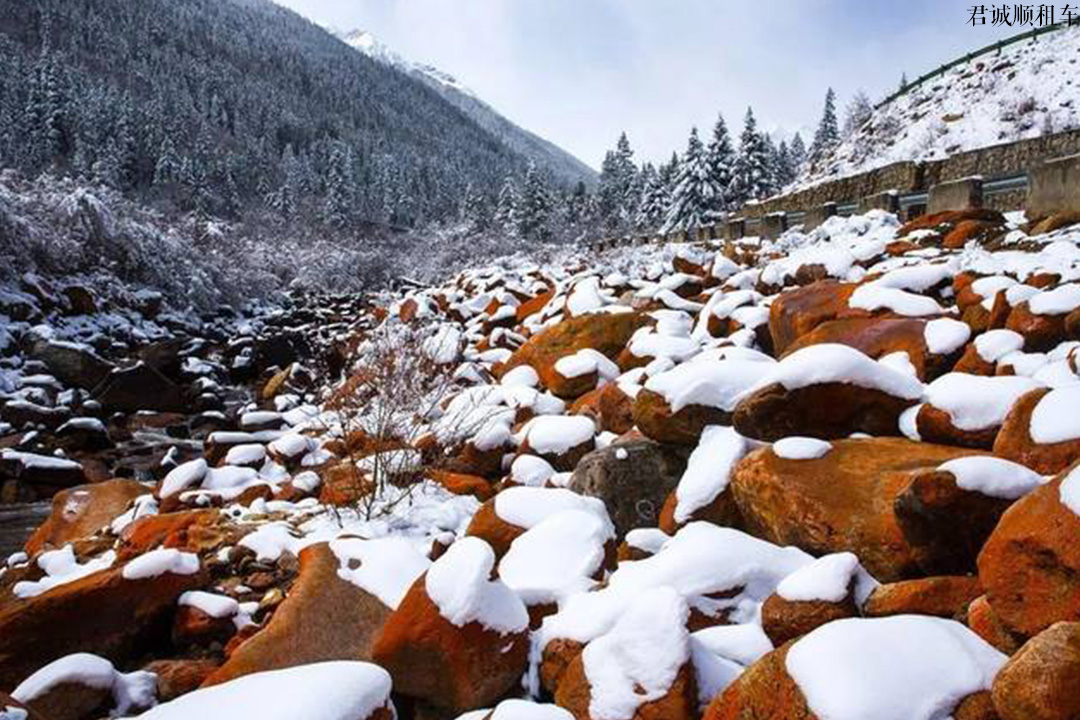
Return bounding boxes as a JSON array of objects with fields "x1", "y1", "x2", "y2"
[{"x1": 372, "y1": 537, "x2": 529, "y2": 712}]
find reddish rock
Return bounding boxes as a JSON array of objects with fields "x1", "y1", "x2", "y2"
[
  {"x1": 172, "y1": 604, "x2": 236, "y2": 647},
  {"x1": 991, "y1": 621, "x2": 1080, "y2": 720},
  {"x1": 761, "y1": 592, "x2": 858, "y2": 647},
  {"x1": 953, "y1": 343, "x2": 997, "y2": 375},
  {"x1": 0, "y1": 560, "x2": 206, "y2": 690},
  {"x1": 465, "y1": 501, "x2": 525, "y2": 558},
  {"x1": 516, "y1": 286, "x2": 554, "y2": 323},
  {"x1": 915, "y1": 404, "x2": 1001, "y2": 449},
  {"x1": 967, "y1": 595, "x2": 1023, "y2": 655},
  {"x1": 782, "y1": 317, "x2": 953, "y2": 381},
  {"x1": 203, "y1": 542, "x2": 392, "y2": 686},
  {"x1": 943, "y1": 219, "x2": 1004, "y2": 249},
  {"x1": 16, "y1": 673, "x2": 114, "y2": 720},
  {"x1": 117, "y1": 509, "x2": 224, "y2": 561},
  {"x1": 994, "y1": 388, "x2": 1080, "y2": 475},
  {"x1": 499, "y1": 312, "x2": 651, "y2": 399},
  {"x1": 730, "y1": 438, "x2": 980, "y2": 581},
  {"x1": 426, "y1": 470, "x2": 493, "y2": 501},
  {"x1": 317, "y1": 461, "x2": 374, "y2": 507},
  {"x1": 142, "y1": 659, "x2": 220, "y2": 702},
  {"x1": 1006, "y1": 301, "x2": 1071, "y2": 351},
  {"x1": 371, "y1": 545, "x2": 528, "y2": 712},
  {"x1": 732, "y1": 382, "x2": 916, "y2": 443},
  {"x1": 897, "y1": 208, "x2": 1006, "y2": 239},
  {"x1": 768, "y1": 281, "x2": 858, "y2": 355},
  {"x1": 633, "y1": 388, "x2": 731, "y2": 446},
  {"x1": 570, "y1": 382, "x2": 634, "y2": 435},
  {"x1": 555, "y1": 656, "x2": 698, "y2": 720},
  {"x1": 0, "y1": 693, "x2": 46, "y2": 720},
  {"x1": 978, "y1": 468, "x2": 1080, "y2": 638},
  {"x1": 703, "y1": 643, "x2": 814, "y2": 720},
  {"x1": 863, "y1": 576, "x2": 982, "y2": 619},
  {"x1": 893, "y1": 469, "x2": 1014, "y2": 576},
  {"x1": 25, "y1": 479, "x2": 148, "y2": 555},
  {"x1": 658, "y1": 485, "x2": 741, "y2": 535}
]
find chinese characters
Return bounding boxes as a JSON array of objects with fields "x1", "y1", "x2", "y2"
[{"x1": 968, "y1": 4, "x2": 1080, "y2": 25}]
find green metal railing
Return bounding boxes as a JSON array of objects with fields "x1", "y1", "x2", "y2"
[{"x1": 875, "y1": 20, "x2": 1076, "y2": 110}]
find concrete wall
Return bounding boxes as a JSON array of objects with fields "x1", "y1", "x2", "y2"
[
  {"x1": 589, "y1": 128, "x2": 1080, "y2": 251},
  {"x1": 927, "y1": 177, "x2": 983, "y2": 214},
  {"x1": 1027, "y1": 154, "x2": 1080, "y2": 217}
]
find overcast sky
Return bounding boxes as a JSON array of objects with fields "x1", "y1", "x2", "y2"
[{"x1": 273, "y1": 0, "x2": 1018, "y2": 169}]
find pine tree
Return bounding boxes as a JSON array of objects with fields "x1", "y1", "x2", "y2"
[
  {"x1": 34, "y1": 53, "x2": 70, "y2": 165},
  {"x1": 705, "y1": 114, "x2": 735, "y2": 219},
  {"x1": 268, "y1": 144, "x2": 301, "y2": 221},
  {"x1": 660, "y1": 152, "x2": 679, "y2": 193},
  {"x1": 662, "y1": 127, "x2": 717, "y2": 234},
  {"x1": 221, "y1": 161, "x2": 243, "y2": 219},
  {"x1": 728, "y1": 108, "x2": 773, "y2": 205},
  {"x1": 635, "y1": 163, "x2": 668, "y2": 230},
  {"x1": 843, "y1": 90, "x2": 873, "y2": 139},
  {"x1": 112, "y1": 106, "x2": 138, "y2": 190},
  {"x1": 899, "y1": 73, "x2": 908, "y2": 91},
  {"x1": 774, "y1": 140, "x2": 796, "y2": 189},
  {"x1": 153, "y1": 135, "x2": 181, "y2": 185},
  {"x1": 494, "y1": 175, "x2": 520, "y2": 236},
  {"x1": 808, "y1": 88, "x2": 840, "y2": 170},
  {"x1": 564, "y1": 181, "x2": 588, "y2": 227},
  {"x1": 323, "y1": 142, "x2": 354, "y2": 228},
  {"x1": 91, "y1": 139, "x2": 122, "y2": 189},
  {"x1": 789, "y1": 133, "x2": 808, "y2": 175},
  {"x1": 597, "y1": 132, "x2": 637, "y2": 231},
  {"x1": 517, "y1": 162, "x2": 553, "y2": 241},
  {"x1": 461, "y1": 183, "x2": 491, "y2": 234}
]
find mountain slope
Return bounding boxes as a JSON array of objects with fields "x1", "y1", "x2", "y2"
[
  {"x1": 801, "y1": 24, "x2": 1080, "y2": 188},
  {"x1": 0, "y1": 0, "x2": 558, "y2": 227},
  {"x1": 340, "y1": 29, "x2": 597, "y2": 187}
]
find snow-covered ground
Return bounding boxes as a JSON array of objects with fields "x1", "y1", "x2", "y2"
[
  {"x1": 4, "y1": 205, "x2": 1080, "y2": 718},
  {"x1": 800, "y1": 24, "x2": 1080, "y2": 188}
]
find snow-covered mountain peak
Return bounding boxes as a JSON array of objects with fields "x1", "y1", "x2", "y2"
[{"x1": 339, "y1": 28, "x2": 475, "y2": 98}]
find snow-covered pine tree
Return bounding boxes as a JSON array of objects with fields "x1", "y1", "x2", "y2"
[
  {"x1": 808, "y1": 88, "x2": 840, "y2": 170},
  {"x1": 762, "y1": 133, "x2": 780, "y2": 198},
  {"x1": 773, "y1": 140, "x2": 796, "y2": 189},
  {"x1": 91, "y1": 139, "x2": 123, "y2": 189},
  {"x1": 662, "y1": 127, "x2": 717, "y2": 234},
  {"x1": 35, "y1": 53, "x2": 70, "y2": 166},
  {"x1": 728, "y1": 108, "x2": 773, "y2": 206},
  {"x1": 597, "y1": 132, "x2": 638, "y2": 232},
  {"x1": 267, "y1": 144, "x2": 301, "y2": 221},
  {"x1": 517, "y1": 161, "x2": 554, "y2": 241},
  {"x1": 564, "y1": 181, "x2": 588, "y2": 228},
  {"x1": 842, "y1": 90, "x2": 873, "y2": 139},
  {"x1": 221, "y1": 160, "x2": 243, "y2": 219},
  {"x1": 634, "y1": 163, "x2": 668, "y2": 231},
  {"x1": 461, "y1": 183, "x2": 491, "y2": 234},
  {"x1": 153, "y1": 136, "x2": 182, "y2": 186},
  {"x1": 789, "y1": 133, "x2": 808, "y2": 175},
  {"x1": 494, "y1": 175, "x2": 521, "y2": 236},
  {"x1": 660, "y1": 152, "x2": 679, "y2": 193},
  {"x1": 323, "y1": 142, "x2": 354, "y2": 228},
  {"x1": 705, "y1": 114, "x2": 735, "y2": 220}
]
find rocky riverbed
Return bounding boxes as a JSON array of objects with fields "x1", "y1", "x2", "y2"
[{"x1": 4, "y1": 207, "x2": 1080, "y2": 720}]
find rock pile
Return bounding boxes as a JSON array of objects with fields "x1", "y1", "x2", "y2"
[{"x1": 4, "y1": 206, "x2": 1080, "y2": 718}]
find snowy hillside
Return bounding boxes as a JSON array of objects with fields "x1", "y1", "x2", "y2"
[
  {"x1": 341, "y1": 30, "x2": 478, "y2": 99},
  {"x1": 803, "y1": 24, "x2": 1080, "y2": 187},
  {"x1": 5, "y1": 200, "x2": 1080, "y2": 717},
  {"x1": 339, "y1": 28, "x2": 597, "y2": 187}
]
